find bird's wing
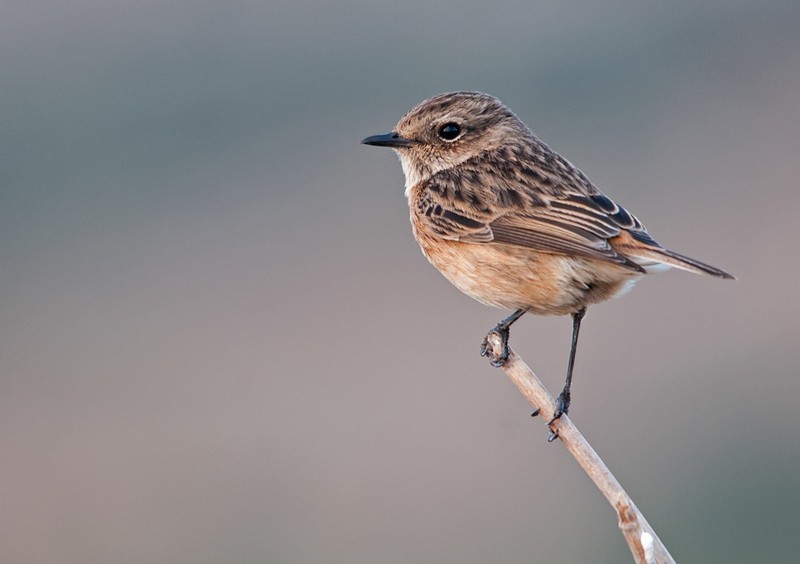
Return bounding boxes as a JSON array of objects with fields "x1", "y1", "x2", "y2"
[
  {"x1": 416, "y1": 177, "x2": 648, "y2": 273},
  {"x1": 490, "y1": 191, "x2": 734, "y2": 278},
  {"x1": 488, "y1": 193, "x2": 647, "y2": 272}
]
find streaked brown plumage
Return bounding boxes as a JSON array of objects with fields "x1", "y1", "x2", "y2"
[{"x1": 363, "y1": 91, "x2": 733, "y2": 429}]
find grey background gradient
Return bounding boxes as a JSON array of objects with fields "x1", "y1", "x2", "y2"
[{"x1": 2, "y1": 1, "x2": 799, "y2": 562}]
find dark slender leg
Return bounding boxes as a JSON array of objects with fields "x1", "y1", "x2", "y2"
[
  {"x1": 480, "y1": 309, "x2": 526, "y2": 367},
  {"x1": 548, "y1": 308, "x2": 586, "y2": 427}
]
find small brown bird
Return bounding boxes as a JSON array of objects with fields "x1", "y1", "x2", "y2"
[{"x1": 362, "y1": 91, "x2": 733, "y2": 426}]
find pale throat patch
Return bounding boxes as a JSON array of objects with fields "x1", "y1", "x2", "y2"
[{"x1": 396, "y1": 152, "x2": 423, "y2": 197}]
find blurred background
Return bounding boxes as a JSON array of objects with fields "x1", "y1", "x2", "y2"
[{"x1": 2, "y1": 1, "x2": 799, "y2": 562}]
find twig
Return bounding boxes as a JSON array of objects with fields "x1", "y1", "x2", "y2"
[{"x1": 483, "y1": 332, "x2": 676, "y2": 564}]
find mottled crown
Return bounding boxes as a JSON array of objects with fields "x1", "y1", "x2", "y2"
[{"x1": 398, "y1": 91, "x2": 516, "y2": 131}]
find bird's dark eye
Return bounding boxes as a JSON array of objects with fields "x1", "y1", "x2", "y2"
[{"x1": 437, "y1": 122, "x2": 461, "y2": 141}]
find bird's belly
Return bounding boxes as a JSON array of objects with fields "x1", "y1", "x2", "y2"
[{"x1": 416, "y1": 235, "x2": 641, "y2": 316}]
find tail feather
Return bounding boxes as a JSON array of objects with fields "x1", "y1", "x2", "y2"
[{"x1": 627, "y1": 246, "x2": 735, "y2": 279}]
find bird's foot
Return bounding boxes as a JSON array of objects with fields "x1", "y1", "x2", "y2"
[
  {"x1": 546, "y1": 391, "x2": 570, "y2": 442},
  {"x1": 480, "y1": 324, "x2": 511, "y2": 367},
  {"x1": 547, "y1": 390, "x2": 570, "y2": 425}
]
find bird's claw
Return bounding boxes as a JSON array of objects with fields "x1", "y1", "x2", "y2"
[
  {"x1": 547, "y1": 391, "x2": 570, "y2": 426},
  {"x1": 544, "y1": 391, "x2": 571, "y2": 442},
  {"x1": 480, "y1": 326, "x2": 511, "y2": 367}
]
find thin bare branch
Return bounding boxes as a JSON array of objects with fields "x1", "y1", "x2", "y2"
[{"x1": 483, "y1": 332, "x2": 676, "y2": 564}]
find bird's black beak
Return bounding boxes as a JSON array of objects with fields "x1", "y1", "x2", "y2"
[{"x1": 361, "y1": 131, "x2": 414, "y2": 148}]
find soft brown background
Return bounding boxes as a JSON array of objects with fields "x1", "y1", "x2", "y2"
[{"x1": 2, "y1": 1, "x2": 799, "y2": 562}]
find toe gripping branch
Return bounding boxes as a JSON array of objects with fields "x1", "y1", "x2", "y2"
[{"x1": 480, "y1": 309, "x2": 526, "y2": 367}]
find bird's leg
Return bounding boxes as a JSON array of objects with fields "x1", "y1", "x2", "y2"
[
  {"x1": 481, "y1": 309, "x2": 526, "y2": 367},
  {"x1": 548, "y1": 308, "x2": 586, "y2": 432}
]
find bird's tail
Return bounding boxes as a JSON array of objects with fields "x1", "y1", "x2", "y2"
[{"x1": 629, "y1": 247, "x2": 735, "y2": 279}]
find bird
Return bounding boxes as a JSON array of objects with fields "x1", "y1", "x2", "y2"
[{"x1": 362, "y1": 91, "x2": 733, "y2": 429}]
